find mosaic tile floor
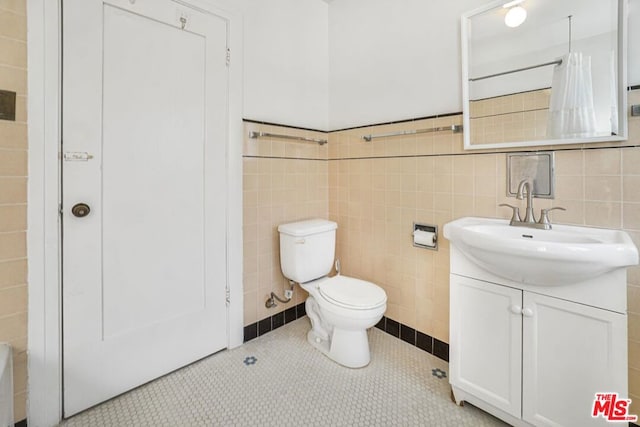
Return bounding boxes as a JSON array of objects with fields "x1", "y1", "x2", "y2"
[{"x1": 59, "y1": 318, "x2": 507, "y2": 426}]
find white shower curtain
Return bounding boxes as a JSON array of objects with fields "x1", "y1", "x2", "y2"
[
  {"x1": 609, "y1": 50, "x2": 619, "y2": 135},
  {"x1": 547, "y1": 52, "x2": 597, "y2": 138}
]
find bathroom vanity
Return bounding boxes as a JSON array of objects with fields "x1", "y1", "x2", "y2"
[{"x1": 444, "y1": 217, "x2": 639, "y2": 427}]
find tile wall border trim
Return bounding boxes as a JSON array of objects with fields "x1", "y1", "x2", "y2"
[
  {"x1": 375, "y1": 316, "x2": 449, "y2": 362},
  {"x1": 471, "y1": 107, "x2": 548, "y2": 120},
  {"x1": 243, "y1": 118, "x2": 327, "y2": 134},
  {"x1": 328, "y1": 112, "x2": 462, "y2": 133},
  {"x1": 328, "y1": 143, "x2": 640, "y2": 162},
  {"x1": 243, "y1": 306, "x2": 450, "y2": 364},
  {"x1": 472, "y1": 87, "x2": 551, "y2": 102},
  {"x1": 242, "y1": 155, "x2": 328, "y2": 161},
  {"x1": 243, "y1": 112, "x2": 463, "y2": 135},
  {"x1": 245, "y1": 124, "x2": 640, "y2": 163},
  {"x1": 243, "y1": 302, "x2": 308, "y2": 342},
  {"x1": 245, "y1": 86, "x2": 640, "y2": 136},
  {"x1": 245, "y1": 144, "x2": 640, "y2": 163}
]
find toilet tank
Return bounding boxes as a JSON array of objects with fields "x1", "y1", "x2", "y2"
[{"x1": 278, "y1": 219, "x2": 337, "y2": 284}]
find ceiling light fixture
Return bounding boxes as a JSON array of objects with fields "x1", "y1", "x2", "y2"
[{"x1": 504, "y1": 5, "x2": 527, "y2": 28}]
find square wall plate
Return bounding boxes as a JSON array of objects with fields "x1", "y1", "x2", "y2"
[{"x1": 507, "y1": 152, "x2": 555, "y2": 198}]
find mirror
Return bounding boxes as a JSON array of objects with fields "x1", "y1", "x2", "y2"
[{"x1": 461, "y1": 0, "x2": 627, "y2": 150}]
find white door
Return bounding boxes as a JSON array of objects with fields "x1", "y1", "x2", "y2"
[
  {"x1": 62, "y1": 0, "x2": 229, "y2": 416},
  {"x1": 522, "y1": 292, "x2": 627, "y2": 427},
  {"x1": 449, "y1": 275, "x2": 523, "y2": 418}
]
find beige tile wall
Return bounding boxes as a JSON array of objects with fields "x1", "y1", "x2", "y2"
[
  {"x1": 0, "y1": 0, "x2": 28, "y2": 422},
  {"x1": 11, "y1": 0, "x2": 639, "y2": 420},
  {"x1": 470, "y1": 89, "x2": 551, "y2": 145},
  {"x1": 243, "y1": 122, "x2": 329, "y2": 325},
  {"x1": 326, "y1": 90, "x2": 640, "y2": 414},
  {"x1": 242, "y1": 92, "x2": 640, "y2": 412}
]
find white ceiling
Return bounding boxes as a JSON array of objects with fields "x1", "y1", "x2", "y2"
[{"x1": 470, "y1": 0, "x2": 618, "y2": 43}]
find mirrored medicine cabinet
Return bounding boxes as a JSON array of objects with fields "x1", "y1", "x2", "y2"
[{"x1": 461, "y1": 0, "x2": 628, "y2": 150}]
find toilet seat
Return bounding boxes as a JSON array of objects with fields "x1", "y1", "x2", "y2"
[{"x1": 318, "y1": 276, "x2": 387, "y2": 310}]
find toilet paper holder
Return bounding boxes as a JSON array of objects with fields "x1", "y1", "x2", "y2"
[{"x1": 413, "y1": 223, "x2": 438, "y2": 250}]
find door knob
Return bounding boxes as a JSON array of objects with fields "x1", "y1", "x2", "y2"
[{"x1": 71, "y1": 203, "x2": 91, "y2": 218}]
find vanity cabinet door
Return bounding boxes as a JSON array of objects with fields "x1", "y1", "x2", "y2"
[
  {"x1": 522, "y1": 292, "x2": 627, "y2": 427},
  {"x1": 450, "y1": 275, "x2": 523, "y2": 418}
]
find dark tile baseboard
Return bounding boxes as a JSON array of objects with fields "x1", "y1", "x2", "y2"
[
  {"x1": 245, "y1": 308, "x2": 450, "y2": 364},
  {"x1": 376, "y1": 316, "x2": 449, "y2": 363},
  {"x1": 16, "y1": 419, "x2": 27, "y2": 427},
  {"x1": 244, "y1": 302, "x2": 307, "y2": 342}
]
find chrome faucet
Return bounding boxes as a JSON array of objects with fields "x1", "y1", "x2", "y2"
[
  {"x1": 499, "y1": 179, "x2": 566, "y2": 230},
  {"x1": 517, "y1": 179, "x2": 536, "y2": 224}
]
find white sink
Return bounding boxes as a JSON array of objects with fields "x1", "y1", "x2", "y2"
[{"x1": 443, "y1": 217, "x2": 639, "y2": 286}]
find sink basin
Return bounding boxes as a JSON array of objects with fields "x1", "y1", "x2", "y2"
[{"x1": 443, "y1": 217, "x2": 639, "y2": 286}]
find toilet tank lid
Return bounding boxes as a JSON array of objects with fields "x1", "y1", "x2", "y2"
[{"x1": 278, "y1": 219, "x2": 337, "y2": 237}]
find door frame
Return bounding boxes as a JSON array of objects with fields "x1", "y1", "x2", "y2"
[{"x1": 26, "y1": 1, "x2": 244, "y2": 425}]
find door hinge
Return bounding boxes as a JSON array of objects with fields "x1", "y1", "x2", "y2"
[
  {"x1": 58, "y1": 203, "x2": 63, "y2": 216},
  {"x1": 225, "y1": 287, "x2": 230, "y2": 305},
  {"x1": 226, "y1": 48, "x2": 230, "y2": 66}
]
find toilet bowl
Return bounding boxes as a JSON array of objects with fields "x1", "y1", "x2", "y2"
[
  {"x1": 278, "y1": 219, "x2": 387, "y2": 368},
  {"x1": 301, "y1": 275, "x2": 386, "y2": 368}
]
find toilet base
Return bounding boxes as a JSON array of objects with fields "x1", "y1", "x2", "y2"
[{"x1": 307, "y1": 327, "x2": 371, "y2": 369}]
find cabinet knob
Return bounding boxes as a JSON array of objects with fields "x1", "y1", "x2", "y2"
[
  {"x1": 522, "y1": 308, "x2": 534, "y2": 317},
  {"x1": 509, "y1": 305, "x2": 522, "y2": 315}
]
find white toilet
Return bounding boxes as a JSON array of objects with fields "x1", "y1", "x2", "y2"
[{"x1": 278, "y1": 219, "x2": 387, "y2": 368}]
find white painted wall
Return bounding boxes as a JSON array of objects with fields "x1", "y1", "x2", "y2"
[
  {"x1": 241, "y1": 0, "x2": 638, "y2": 131},
  {"x1": 327, "y1": 0, "x2": 639, "y2": 130},
  {"x1": 242, "y1": 0, "x2": 329, "y2": 130},
  {"x1": 328, "y1": 0, "x2": 485, "y2": 130}
]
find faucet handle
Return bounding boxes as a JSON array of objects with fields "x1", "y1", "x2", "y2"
[
  {"x1": 538, "y1": 207, "x2": 566, "y2": 225},
  {"x1": 499, "y1": 203, "x2": 522, "y2": 224}
]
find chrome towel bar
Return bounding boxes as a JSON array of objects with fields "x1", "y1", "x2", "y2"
[
  {"x1": 362, "y1": 124, "x2": 463, "y2": 142},
  {"x1": 248, "y1": 131, "x2": 327, "y2": 146},
  {"x1": 469, "y1": 59, "x2": 562, "y2": 82}
]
